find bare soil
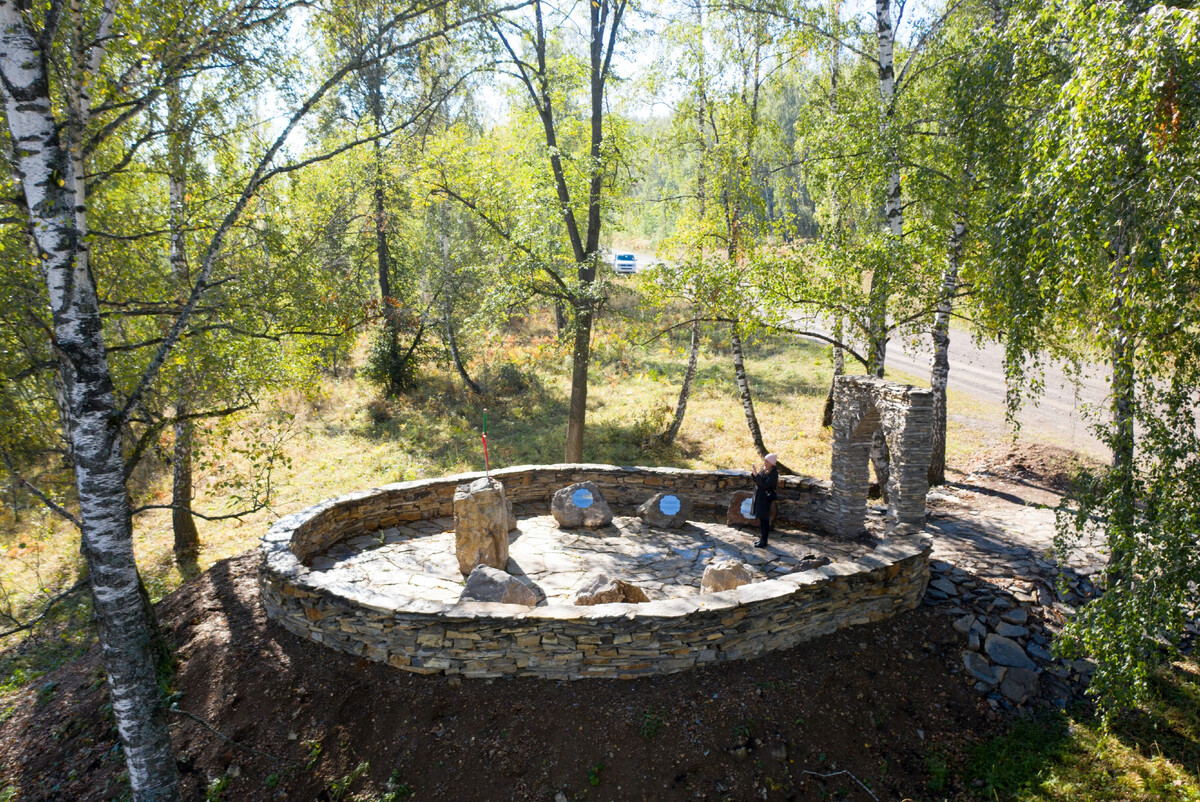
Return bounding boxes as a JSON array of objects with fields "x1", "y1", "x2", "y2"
[{"x1": 0, "y1": 444, "x2": 1097, "y2": 801}]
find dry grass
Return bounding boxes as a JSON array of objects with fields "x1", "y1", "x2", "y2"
[{"x1": 0, "y1": 304, "x2": 1000, "y2": 649}]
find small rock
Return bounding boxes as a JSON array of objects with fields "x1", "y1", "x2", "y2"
[
  {"x1": 968, "y1": 632, "x2": 981, "y2": 651},
  {"x1": 985, "y1": 634, "x2": 1037, "y2": 671},
  {"x1": 962, "y1": 651, "x2": 1003, "y2": 686},
  {"x1": 769, "y1": 743, "x2": 788, "y2": 761},
  {"x1": 458, "y1": 565, "x2": 537, "y2": 606},
  {"x1": 795, "y1": 555, "x2": 831, "y2": 572},
  {"x1": 930, "y1": 577, "x2": 958, "y2": 596},
  {"x1": 551, "y1": 481, "x2": 614, "y2": 529},
  {"x1": 556, "y1": 793, "x2": 569, "y2": 802},
  {"x1": 995, "y1": 623, "x2": 1029, "y2": 638},
  {"x1": 1001, "y1": 607, "x2": 1029, "y2": 625},
  {"x1": 702, "y1": 560, "x2": 755, "y2": 593},
  {"x1": 1027, "y1": 642, "x2": 1054, "y2": 662},
  {"x1": 1000, "y1": 666, "x2": 1040, "y2": 705},
  {"x1": 953, "y1": 614, "x2": 975, "y2": 635},
  {"x1": 571, "y1": 570, "x2": 649, "y2": 605}
]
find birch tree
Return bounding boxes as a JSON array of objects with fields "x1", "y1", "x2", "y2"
[
  {"x1": 970, "y1": 0, "x2": 1200, "y2": 713},
  {"x1": 0, "y1": 0, "x2": 511, "y2": 795}
]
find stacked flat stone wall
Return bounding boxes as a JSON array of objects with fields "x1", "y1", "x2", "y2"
[
  {"x1": 261, "y1": 464, "x2": 932, "y2": 679},
  {"x1": 830, "y1": 376, "x2": 934, "y2": 536}
]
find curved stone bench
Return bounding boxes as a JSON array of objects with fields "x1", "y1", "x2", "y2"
[{"x1": 260, "y1": 464, "x2": 932, "y2": 679}]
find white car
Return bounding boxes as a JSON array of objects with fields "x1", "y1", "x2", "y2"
[{"x1": 613, "y1": 252, "x2": 637, "y2": 275}]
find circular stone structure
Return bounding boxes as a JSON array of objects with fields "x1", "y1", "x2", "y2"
[{"x1": 260, "y1": 464, "x2": 932, "y2": 679}]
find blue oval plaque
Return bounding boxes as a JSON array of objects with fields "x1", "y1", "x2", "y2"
[
  {"x1": 572, "y1": 488, "x2": 594, "y2": 508},
  {"x1": 740, "y1": 498, "x2": 754, "y2": 518},
  {"x1": 659, "y1": 494, "x2": 681, "y2": 516}
]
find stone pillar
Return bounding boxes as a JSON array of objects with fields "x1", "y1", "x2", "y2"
[
  {"x1": 884, "y1": 388, "x2": 933, "y2": 533},
  {"x1": 829, "y1": 378, "x2": 876, "y2": 537},
  {"x1": 454, "y1": 477, "x2": 511, "y2": 576}
]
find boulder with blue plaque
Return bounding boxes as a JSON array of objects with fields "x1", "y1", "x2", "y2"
[
  {"x1": 727, "y1": 489, "x2": 777, "y2": 528},
  {"x1": 550, "y1": 481, "x2": 613, "y2": 529},
  {"x1": 636, "y1": 491, "x2": 692, "y2": 528}
]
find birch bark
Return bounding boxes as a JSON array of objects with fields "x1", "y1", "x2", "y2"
[
  {"x1": 928, "y1": 214, "x2": 966, "y2": 485},
  {"x1": 0, "y1": 3, "x2": 181, "y2": 797}
]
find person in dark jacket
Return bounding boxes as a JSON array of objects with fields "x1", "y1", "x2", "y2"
[{"x1": 751, "y1": 453, "x2": 779, "y2": 548}]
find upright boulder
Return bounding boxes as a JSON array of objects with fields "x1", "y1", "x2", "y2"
[
  {"x1": 551, "y1": 481, "x2": 613, "y2": 529},
  {"x1": 454, "y1": 477, "x2": 511, "y2": 576},
  {"x1": 726, "y1": 489, "x2": 778, "y2": 527},
  {"x1": 570, "y1": 570, "x2": 650, "y2": 605},
  {"x1": 458, "y1": 565, "x2": 537, "y2": 607},
  {"x1": 701, "y1": 559, "x2": 756, "y2": 593},
  {"x1": 637, "y1": 492, "x2": 692, "y2": 528}
]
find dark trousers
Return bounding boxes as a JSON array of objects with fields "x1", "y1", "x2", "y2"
[{"x1": 758, "y1": 505, "x2": 771, "y2": 543}]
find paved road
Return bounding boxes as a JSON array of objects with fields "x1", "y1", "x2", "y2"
[
  {"x1": 783, "y1": 314, "x2": 1113, "y2": 459},
  {"x1": 607, "y1": 244, "x2": 1112, "y2": 459}
]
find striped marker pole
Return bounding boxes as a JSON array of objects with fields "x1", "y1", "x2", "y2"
[{"x1": 482, "y1": 408, "x2": 490, "y2": 479}]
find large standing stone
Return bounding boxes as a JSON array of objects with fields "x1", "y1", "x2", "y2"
[
  {"x1": 701, "y1": 559, "x2": 755, "y2": 593},
  {"x1": 551, "y1": 481, "x2": 613, "y2": 529},
  {"x1": 637, "y1": 492, "x2": 693, "y2": 528},
  {"x1": 570, "y1": 570, "x2": 649, "y2": 605},
  {"x1": 458, "y1": 565, "x2": 537, "y2": 606},
  {"x1": 454, "y1": 477, "x2": 511, "y2": 576},
  {"x1": 984, "y1": 633, "x2": 1037, "y2": 671},
  {"x1": 726, "y1": 490, "x2": 778, "y2": 528}
]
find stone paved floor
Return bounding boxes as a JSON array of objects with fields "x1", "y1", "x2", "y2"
[{"x1": 308, "y1": 505, "x2": 876, "y2": 605}]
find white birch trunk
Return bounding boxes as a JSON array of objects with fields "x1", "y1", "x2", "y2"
[
  {"x1": 731, "y1": 320, "x2": 769, "y2": 458},
  {"x1": 929, "y1": 214, "x2": 966, "y2": 486},
  {"x1": 870, "y1": 0, "x2": 900, "y2": 378},
  {"x1": 0, "y1": 6, "x2": 181, "y2": 799}
]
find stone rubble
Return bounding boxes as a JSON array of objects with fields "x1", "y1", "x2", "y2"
[{"x1": 920, "y1": 481, "x2": 1107, "y2": 711}]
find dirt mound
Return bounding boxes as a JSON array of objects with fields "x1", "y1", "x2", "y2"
[
  {"x1": 968, "y1": 443, "x2": 1104, "y2": 496},
  {"x1": 0, "y1": 553, "x2": 994, "y2": 800}
]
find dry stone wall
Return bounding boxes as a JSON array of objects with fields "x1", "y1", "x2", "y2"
[{"x1": 261, "y1": 464, "x2": 932, "y2": 679}]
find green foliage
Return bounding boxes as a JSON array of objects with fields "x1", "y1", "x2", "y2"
[
  {"x1": 326, "y1": 760, "x2": 370, "y2": 802},
  {"x1": 968, "y1": 0, "x2": 1200, "y2": 714},
  {"x1": 205, "y1": 774, "x2": 230, "y2": 801},
  {"x1": 640, "y1": 708, "x2": 665, "y2": 739},
  {"x1": 587, "y1": 761, "x2": 604, "y2": 786},
  {"x1": 363, "y1": 321, "x2": 427, "y2": 396}
]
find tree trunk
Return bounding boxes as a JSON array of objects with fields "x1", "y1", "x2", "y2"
[
  {"x1": 0, "y1": 6, "x2": 181, "y2": 796},
  {"x1": 171, "y1": 408, "x2": 200, "y2": 559},
  {"x1": 168, "y1": 86, "x2": 199, "y2": 559},
  {"x1": 730, "y1": 320, "x2": 769, "y2": 458},
  {"x1": 821, "y1": 13, "x2": 844, "y2": 429},
  {"x1": 928, "y1": 214, "x2": 966, "y2": 486},
  {"x1": 821, "y1": 316, "x2": 845, "y2": 427},
  {"x1": 554, "y1": 303, "x2": 568, "y2": 339},
  {"x1": 565, "y1": 302, "x2": 594, "y2": 462},
  {"x1": 662, "y1": 312, "x2": 701, "y2": 445},
  {"x1": 440, "y1": 207, "x2": 481, "y2": 394}
]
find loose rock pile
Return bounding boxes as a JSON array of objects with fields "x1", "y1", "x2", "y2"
[{"x1": 924, "y1": 558, "x2": 1098, "y2": 709}]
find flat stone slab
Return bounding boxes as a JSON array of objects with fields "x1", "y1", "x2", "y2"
[{"x1": 304, "y1": 509, "x2": 874, "y2": 606}]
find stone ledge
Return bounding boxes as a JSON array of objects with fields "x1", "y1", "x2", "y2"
[{"x1": 260, "y1": 463, "x2": 931, "y2": 679}]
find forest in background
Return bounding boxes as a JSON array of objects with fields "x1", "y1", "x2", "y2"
[{"x1": 0, "y1": 0, "x2": 1197, "y2": 795}]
